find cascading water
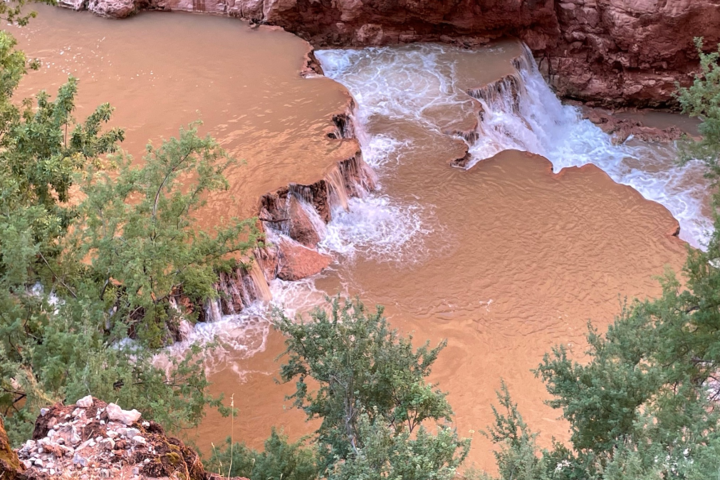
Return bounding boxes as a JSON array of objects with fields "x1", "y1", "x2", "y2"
[
  {"x1": 184, "y1": 39, "x2": 694, "y2": 464},
  {"x1": 317, "y1": 43, "x2": 711, "y2": 249},
  {"x1": 170, "y1": 38, "x2": 706, "y2": 375}
]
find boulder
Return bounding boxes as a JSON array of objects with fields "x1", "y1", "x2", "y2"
[
  {"x1": 288, "y1": 195, "x2": 323, "y2": 248},
  {"x1": 277, "y1": 237, "x2": 332, "y2": 281},
  {"x1": 87, "y1": 0, "x2": 136, "y2": 18},
  {"x1": 17, "y1": 397, "x2": 250, "y2": 479},
  {"x1": 106, "y1": 403, "x2": 141, "y2": 425}
]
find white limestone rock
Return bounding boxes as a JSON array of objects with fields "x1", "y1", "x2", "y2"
[
  {"x1": 106, "y1": 403, "x2": 141, "y2": 426},
  {"x1": 76, "y1": 395, "x2": 94, "y2": 408}
]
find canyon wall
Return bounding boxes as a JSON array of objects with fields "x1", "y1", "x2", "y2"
[{"x1": 59, "y1": 0, "x2": 720, "y2": 107}]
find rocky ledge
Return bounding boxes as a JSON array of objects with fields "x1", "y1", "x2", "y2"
[
  {"x1": 0, "y1": 397, "x2": 244, "y2": 480},
  {"x1": 582, "y1": 108, "x2": 687, "y2": 145}
]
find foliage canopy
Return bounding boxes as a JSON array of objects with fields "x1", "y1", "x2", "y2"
[
  {"x1": 0, "y1": 27, "x2": 256, "y2": 443},
  {"x1": 274, "y1": 297, "x2": 469, "y2": 478}
]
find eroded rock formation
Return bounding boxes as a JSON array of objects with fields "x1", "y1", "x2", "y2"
[
  {"x1": 546, "y1": 0, "x2": 720, "y2": 107},
  {"x1": 60, "y1": 0, "x2": 720, "y2": 107},
  {"x1": 582, "y1": 108, "x2": 685, "y2": 144},
  {"x1": 14, "y1": 396, "x2": 246, "y2": 479},
  {"x1": 206, "y1": 134, "x2": 376, "y2": 320}
]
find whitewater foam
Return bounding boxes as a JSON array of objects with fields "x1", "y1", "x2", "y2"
[
  {"x1": 320, "y1": 196, "x2": 434, "y2": 264},
  {"x1": 318, "y1": 43, "x2": 711, "y2": 248},
  {"x1": 468, "y1": 47, "x2": 711, "y2": 246},
  {"x1": 172, "y1": 40, "x2": 711, "y2": 369}
]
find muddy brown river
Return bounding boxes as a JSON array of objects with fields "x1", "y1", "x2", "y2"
[{"x1": 10, "y1": 6, "x2": 705, "y2": 472}]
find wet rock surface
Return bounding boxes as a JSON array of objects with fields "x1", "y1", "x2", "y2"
[
  {"x1": 15, "y1": 397, "x2": 246, "y2": 480},
  {"x1": 59, "y1": 0, "x2": 720, "y2": 108},
  {"x1": 582, "y1": 108, "x2": 685, "y2": 145},
  {"x1": 276, "y1": 237, "x2": 332, "y2": 281}
]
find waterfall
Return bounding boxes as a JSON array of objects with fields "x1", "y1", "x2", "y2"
[{"x1": 318, "y1": 43, "x2": 711, "y2": 248}]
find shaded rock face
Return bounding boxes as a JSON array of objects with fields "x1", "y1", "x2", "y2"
[
  {"x1": 546, "y1": 0, "x2": 720, "y2": 107},
  {"x1": 62, "y1": 0, "x2": 720, "y2": 107},
  {"x1": 16, "y1": 397, "x2": 247, "y2": 480},
  {"x1": 0, "y1": 417, "x2": 25, "y2": 480}
]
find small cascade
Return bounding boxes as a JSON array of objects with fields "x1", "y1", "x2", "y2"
[
  {"x1": 192, "y1": 107, "x2": 379, "y2": 325},
  {"x1": 467, "y1": 73, "x2": 522, "y2": 116},
  {"x1": 328, "y1": 112, "x2": 355, "y2": 140},
  {"x1": 317, "y1": 42, "x2": 711, "y2": 249},
  {"x1": 247, "y1": 261, "x2": 272, "y2": 302},
  {"x1": 203, "y1": 298, "x2": 223, "y2": 324},
  {"x1": 324, "y1": 109, "x2": 377, "y2": 210},
  {"x1": 459, "y1": 45, "x2": 710, "y2": 247},
  {"x1": 324, "y1": 154, "x2": 378, "y2": 210},
  {"x1": 339, "y1": 153, "x2": 378, "y2": 196},
  {"x1": 325, "y1": 166, "x2": 351, "y2": 211},
  {"x1": 293, "y1": 193, "x2": 329, "y2": 242}
]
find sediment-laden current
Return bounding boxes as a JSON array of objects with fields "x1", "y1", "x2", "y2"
[{"x1": 11, "y1": 8, "x2": 710, "y2": 472}]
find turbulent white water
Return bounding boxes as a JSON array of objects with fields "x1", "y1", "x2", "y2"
[
  {"x1": 175, "y1": 41, "x2": 712, "y2": 365},
  {"x1": 317, "y1": 43, "x2": 712, "y2": 248}
]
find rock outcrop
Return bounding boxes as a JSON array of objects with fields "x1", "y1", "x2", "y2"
[
  {"x1": 205, "y1": 118, "x2": 376, "y2": 320},
  {"x1": 15, "y1": 396, "x2": 246, "y2": 480},
  {"x1": 61, "y1": 0, "x2": 720, "y2": 107},
  {"x1": 87, "y1": 0, "x2": 136, "y2": 17},
  {"x1": 546, "y1": 0, "x2": 720, "y2": 108},
  {"x1": 275, "y1": 237, "x2": 333, "y2": 281},
  {"x1": 581, "y1": 108, "x2": 685, "y2": 144},
  {"x1": 0, "y1": 417, "x2": 25, "y2": 480}
]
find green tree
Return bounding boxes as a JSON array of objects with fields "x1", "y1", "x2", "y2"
[
  {"x1": 206, "y1": 428, "x2": 318, "y2": 480},
  {"x1": 274, "y1": 297, "x2": 469, "y2": 477},
  {"x1": 329, "y1": 413, "x2": 468, "y2": 480},
  {"x1": 677, "y1": 39, "x2": 720, "y2": 181},
  {"x1": 0, "y1": 27, "x2": 251, "y2": 443},
  {"x1": 72, "y1": 123, "x2": 260, "y2": 347},
  {"x1": 0, "y1": 0, "x2": 54, "y2": 28}
]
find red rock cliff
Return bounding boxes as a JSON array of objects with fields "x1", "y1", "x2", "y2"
[{"x1": 546, "y1": 0, "x2": 720, "y2": 107}]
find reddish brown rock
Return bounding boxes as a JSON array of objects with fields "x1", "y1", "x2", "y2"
[
  {"x1": 582, "y1": 108, "x2": 684, "y2": 144},
  {"x1": 288, "y1": 195, "x2": 323, "y2": 247},
  {"x1": 0, "y1": 417, "x2": 25, "y2": 480},
  {"x1": 276, "y1": 237, "x2": 332, "y2": 281},
  {"x1": 545, "y1": 0, "x2": 720, "y2": 108}
]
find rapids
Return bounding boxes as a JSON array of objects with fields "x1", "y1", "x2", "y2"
[
  {"x1": 198, "y1": 41, "x2": 695, "y2": 471},
  {"x1": 317, "y1": 43, "x2": 711, "y2": 248},
  {"x1": 9, "y1": 7, "x2": 710, "y2": 473}
]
